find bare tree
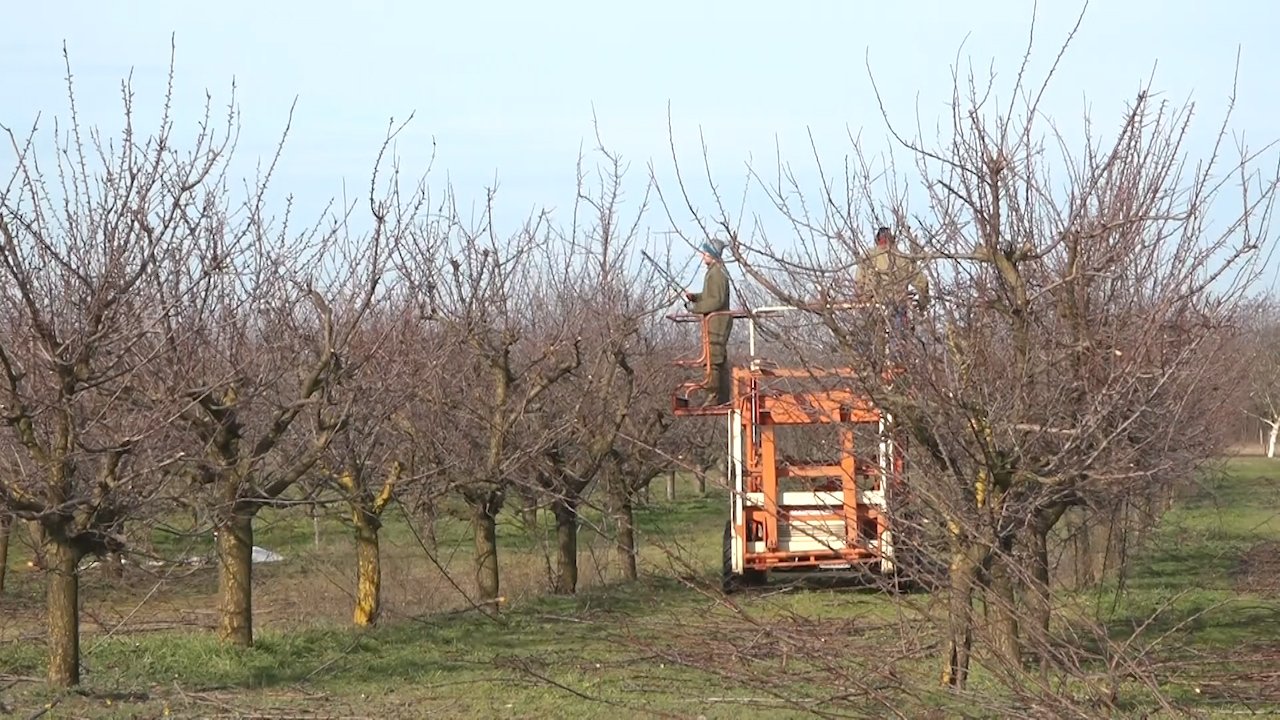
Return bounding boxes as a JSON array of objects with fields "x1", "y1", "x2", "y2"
[
  {"x1": 523, "y1": 141, "x2": 662, "y2": 594},
  {"x1": 146, "y1": 118, "x2": 414, "y2": 646},
  {"x1": 1244, "y1": 296, "x2": 1280, "y2": 457},
  {"x1": 657, "y1": 20, "x2": 1278, "y2": 702},
  {"x1": 320, "y1": 286, "x2": 437, "y2": 626},
  {"x1": 606, "y1": 318, "x2": 700, "y2": 580},
  {"x1": 400, "y1": 190, "x2": 580, "y2": 607},
  {"x1": 0, "y1": 51, "x2": 234, "y2": 685},
  {"x1": 0, "y1": 511, "x2": 9, "y2": 594},
  {"x1": 387, "y1": 318, "x2": 457, "y2": 557},
  {"x1": 292, "y1": 145, "x2": 434, "y2": 629}
]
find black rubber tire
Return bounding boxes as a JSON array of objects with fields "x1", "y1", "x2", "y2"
[{"x1": 722, "y1": 521, "x2": 766, "y2": 593}]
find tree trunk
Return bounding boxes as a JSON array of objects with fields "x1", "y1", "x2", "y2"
[
  {"x1": 1027, "y1": 503, "x2": 1069, "y2": 640},
  {"x1": 1112, "y1": 499, "x2": 1135, "y2": 591},
  {"x1": 104, "y1": 552, "x2": 124, "y2": 580},
  {"x1": 666, "y1": 471, "x2": 676, "y2": 501},
  {"x1": 1028, "y1": 519, "x2": 1052, "y2": 640},
  {"x1": 1088, "y1": 508, "x2": 1116, "y2": 586},
  {"x1": 987, "y1": 548, "x2": 1020, "y2": 669},
  {"x1": 216, "y1": 510, "x2": 255, "y2": 647},
  {"x1": 0, "y1": 513, "x2": 11, "y2": 594},
  {"x1": 1072, "y1": 510, "x2": 1091, "y2": 589},
  {"x1": 104, "y1": 524, "x2": 124, "y2": 581},
  {"x1": 942, "y1": 544, "x2": 983, "y2": 689},
  {"x1": 696, "y1": 471, "x2": 707, "y2": 496},
  {"x1": 1026, "y1": 519, "x2": 1053, "y2": 676},
  {"x1": 310, "y1": 503, "x2": 322, "y2": 550},
  {"x1": 423, "y1": 505, "x2": 438, "y2": 554},
  {"x1": 46, "y1": 531, "x2": 82, "y2": 687},
  {"x1": 27, "y1": 520, "x2": 47, "y2": 570},
  {"x1": 411, "y1": 498, "x2": 438, "y2": 553},
  {"x1": 610, "y1": 478, "x2": 638, "y2": 581},
  {"x1": 1267, "y1": 421, "x2": 1278, "y2": 459},
  {"x1": 552, "y1": 497, "x2": 579, "y2": 595},
  {"x1": 472, "y1": 496, "x2": 500, "y2": 603},
  {"x1": 352, "y1": 512, "x2": 382, "y2": 627}
]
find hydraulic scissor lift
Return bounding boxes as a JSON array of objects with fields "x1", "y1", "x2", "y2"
[{"x1": 670, "y1": 305, "x2": 907, "y2": 591}]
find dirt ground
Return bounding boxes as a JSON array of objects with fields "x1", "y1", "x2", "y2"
[
  {"x1": 0, "y1": 531, "x2": 644, "y2": 654},
  {"x1": 1226, "y1": 442, "x2": 1274, "y2": 458}
]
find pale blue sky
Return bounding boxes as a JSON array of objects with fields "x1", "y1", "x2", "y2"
[{"x1": 3, "y1": 0, "x2": 1278, "y2": 288}]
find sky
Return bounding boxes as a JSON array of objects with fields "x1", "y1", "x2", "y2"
[{"x1": 2, "y1": 0, "x2": 1278, "y2": 290}]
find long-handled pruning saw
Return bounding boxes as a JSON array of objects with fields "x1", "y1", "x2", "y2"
[{"x1": 640, "y1": 250, "x2": 689, "y2": 305}]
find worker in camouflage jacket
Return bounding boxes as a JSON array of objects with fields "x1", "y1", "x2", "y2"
[
  {"x1": 685, "y1": 237, "x2": 733, "y2": 404},
  {"x1": 854, "y1": 226, "x2": 930, "y2": 356}
]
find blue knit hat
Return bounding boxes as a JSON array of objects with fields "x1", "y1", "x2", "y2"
[{"x1": 700, "y1": 237, "x2": 726, "y2": 259}]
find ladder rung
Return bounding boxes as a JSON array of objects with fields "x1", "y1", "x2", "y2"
[
  {"x1": 741, "y1": 490, "x2": 886, "y2": 509},
  {"x1": 779, "y1": 464, "x2": 847, "y2": 478}
]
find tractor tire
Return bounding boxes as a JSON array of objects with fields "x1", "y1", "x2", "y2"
[{"x1": 722, "y1": 521, "x2": 766, "y2": 593}]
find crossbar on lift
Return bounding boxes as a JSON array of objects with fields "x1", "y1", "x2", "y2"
[{"x1": 666, "y1": 302, "x2": 876, "y2": 415}]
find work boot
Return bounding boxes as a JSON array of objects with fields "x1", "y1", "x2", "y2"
[{"x1": 693, "y1": 388, "x2": 722, "y2": 408}]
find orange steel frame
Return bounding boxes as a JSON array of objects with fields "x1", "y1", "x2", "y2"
[
  {"x1": 729, "y1": 366, "x2": 904, "y2": 572},
  {"x1": 670, "y1": 309, "x2": 751, "y2": 416},
  {"x1": 669, "y1": 308, "x2": 906, "y2": 576}
]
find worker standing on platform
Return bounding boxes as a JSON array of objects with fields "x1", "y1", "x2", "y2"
[
  {"x1": 854, "y1": 226, "x2": 930, "y2": 357},
  {"x1": 685, "y1": 237, "x2": 733, "y2": 404}
]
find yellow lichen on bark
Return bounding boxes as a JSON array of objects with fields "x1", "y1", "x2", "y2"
[
  {"x1": 352, "y1": 522, "x2": 380, "y2": 627},
  {"x1": 348, "y1": 462, "x2": 402, "y2": 627}
]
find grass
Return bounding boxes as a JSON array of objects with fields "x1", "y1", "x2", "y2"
[
  {"x1": 1101, "y1": 458, "x2": 1280, "y2": 630},
  {"x1": 3, "y1": 609, "x2": 709, "y2": 717},
  {"x1": 1074, "y1": 457, "x2": 1280, "y2": 710},
  {"x1": 2, "y1": 462, "x2": 1279, "y2": 717}
]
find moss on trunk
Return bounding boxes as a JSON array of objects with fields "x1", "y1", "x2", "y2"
[
  {"x1": 216, "y1": 511, "x2": 254, "y2": 647},
  {"x1": 353, "y1": 519, "x2": 382, "y2": 626},
  {"x1": 46, "y1": 531, "x2": 83, "y2": 687}
]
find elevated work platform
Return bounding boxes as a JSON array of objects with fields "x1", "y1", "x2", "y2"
[
  {"x1": 728, "y1": 364, "x2": 902, "y2": 575},
  {"x1": 667, "y1": 303, "x2": 907, "y2": 590}
]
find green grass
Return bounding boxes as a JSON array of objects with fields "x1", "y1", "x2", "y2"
[
  {"x1": 1071, "y1": 457, "x2": 1280, "y2": 712},
  {"x1": 3, "y1": 462, "x2": 1280, "y2": 718},
  {"x1": 2, "y1": 578, "x2": 885, "y2": 718},
  {"x1": 1100, "y1": 458, "x2": 1280, "y2": 630}
]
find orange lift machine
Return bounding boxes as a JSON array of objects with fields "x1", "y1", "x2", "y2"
[{"x1": 670, "y1": 305, "x2": 907, "y2": 591}]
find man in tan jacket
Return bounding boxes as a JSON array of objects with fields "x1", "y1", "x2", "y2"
[{"x1": 854, "y1": 227, "x2": 929, "y2": 355}]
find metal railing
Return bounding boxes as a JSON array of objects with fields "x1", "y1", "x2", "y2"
[{"x1": 666, "y1": 301, "x2": 876, "y2": 372}]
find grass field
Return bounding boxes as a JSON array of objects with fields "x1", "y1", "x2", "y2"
[{"x1": 1, "y1": 461, "x2": 1278, "y2": 718}]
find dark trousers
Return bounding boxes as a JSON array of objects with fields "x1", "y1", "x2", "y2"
[
  {"x1": 708, "y1": 360, "x2": 731, "y2": 404},
  {"x1": 873, "y1": 303, "x2": 911, "y2": 361},
  {"x1": 703, "y1": 338, "x2": 732, "y2": 405}
]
